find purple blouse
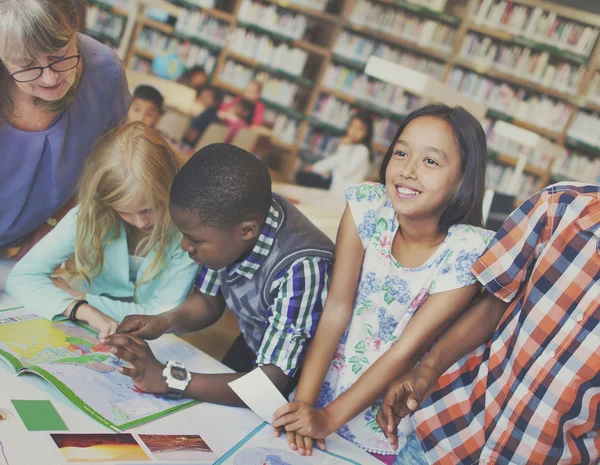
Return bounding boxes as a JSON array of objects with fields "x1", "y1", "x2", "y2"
[{"x1": 0, "y1": 34, "x2": 130, "y2": 249}]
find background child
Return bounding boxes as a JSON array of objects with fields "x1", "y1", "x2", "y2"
[
  {"x1": 272, "y1": 104, "x2": 495, "y2": 464},
  {"x1": 183, "y1": 87, "x2": 224, "y2": 147},
  {"x1": 127, "y1": 85, "x2": 191, "y2": 156},
  {"x1": 221, "y1": 98, "x2": 255, "y2": 143},
  {"x1": 218, "y1": 80, "x2": 265, "y2": 127},
  {"x1": 296, "y1": 112, "x2": 373, "y2": 196},
  {"x1": 103, "y1": 144, "x2": 334, "y2": 405},
  {"x1": 5, "y1": 123, "x2": 198, "y2": 338}
]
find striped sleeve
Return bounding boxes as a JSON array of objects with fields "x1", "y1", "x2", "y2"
[
  {"x1": 194, "y1": 266, "x2": 222, "y2": 296},
  {"x1": 255, "y1": 256, "x2": 331, "y2": 376}
]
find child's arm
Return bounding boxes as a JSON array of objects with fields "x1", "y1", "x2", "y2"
[
  {"x1": 272, "y1": 282, "x2": 480, "y2": 440},
  {"x1": 83, "y1": 245, "x2": 199, "y2": 320},
  {"x1": 115, "y1": 291, "x2": 226, "y2": 339},
  {"x1": 288, "y1": 206, "x2": 364, "y2": 403},
  {"x1": 376, "y1": 291, "x2": 509, "y2": 449}
]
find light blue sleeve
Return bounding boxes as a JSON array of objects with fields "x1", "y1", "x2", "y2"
[
  {"x1": 86, "y1": 243, "x2": 198, "y2": 320},
  {"x1": 5, "y1": 208, "x2": 80, "y2": 320}
]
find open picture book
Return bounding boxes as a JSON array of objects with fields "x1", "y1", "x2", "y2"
[{"x1": 0, "y1": 303, "x2": 199, "y2": 431}]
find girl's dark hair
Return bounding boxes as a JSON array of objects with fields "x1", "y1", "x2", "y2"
[
  {"x1": 350, "y1": 110, "x2": 374, "y2": 163},
  {"x1": 378, "y1": 103, "x2": 487, "y2": 230}
]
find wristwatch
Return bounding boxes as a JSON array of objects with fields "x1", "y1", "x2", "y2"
[{"x1": 162, "y1": 361, "x2": 191, "y2": 399}]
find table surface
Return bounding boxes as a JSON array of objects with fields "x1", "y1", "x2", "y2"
[{"x1": 0, "y1": 294, "x2": 380, "y2": 465}]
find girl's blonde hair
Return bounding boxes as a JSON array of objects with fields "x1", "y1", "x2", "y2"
[
  {"x1": 73, "y1": 122, "x2": 182, "y2": 295},
  {"x1": 0, "y1": 0, "x2": 81, "y2": 119}
]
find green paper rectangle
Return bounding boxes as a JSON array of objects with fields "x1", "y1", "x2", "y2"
[{"x1": 11, "y1": 399, "x2": 68, "y2": 431}]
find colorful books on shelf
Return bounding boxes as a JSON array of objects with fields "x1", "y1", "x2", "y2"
[
  {"x1": 552, "y1": 149, "x2": 600, "y2": 184},
  {"x1": 448, "y1": 68, "x2": 574, "y2": 130},
  {"x1": 323, "y1": 64, "x2": 423, "y2": 117},
  {"x1": 587, "y1": 72, "x2": 600, "y2": 107},
  {"x1": 312, "y1": 95, "x2": 353, "y2": 132},
  {"x1": 333, "y1": 31, "x2": 375, "y2": 66},
  {"x1": 268, "y1": 112, "x2": 298, "y2": 145},
  {"x1": 237, "y1": 0, "x2": 307, "y2": 41},
  {"x1": 174, "y1": 9, "x2": 229, "y2": 48},
  {"x1": 227, "y1": 27, "x2": 308, "y2": 76},
  {"x1": 301, "y1": 128, "x2": 340, "y2": 162},
  {"x1": 0, "y1": 307, "x2": 199, "y2": 431},
  {"x1": 349, "y1": 0, "x2": 456, "y2": 52},
  {"x1": 459, "y1": 33, "x2": 586, "y2": 94},
  {"x1": 86, "y1": 5, "x2": 126, "y2": 44},
  {"x1": 220, "y1": 60, "x2": 299, "y2": 107},
  {"x1": 567, "y1": 111, "x2": 600, "y2": 152},
  {"x1": 173, "y1": 0, "x2": 215, "y2": 7},
  {"x1": 373, "y1": 43, "x2": 445, "y2": 80},
  {"x1": 472, "y1": 0, "x2": 599, "y2": 58},
  {"x1": 136, "y1": 27, "x2": 217, "y2": 73}
]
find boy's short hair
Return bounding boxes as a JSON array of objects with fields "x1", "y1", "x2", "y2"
[
  {"x1": 170, "y1": 143, "x2": 272, "y2": 228},
  {"x1": 132, "y1": 85, "x2": 164, "y2": 113}
]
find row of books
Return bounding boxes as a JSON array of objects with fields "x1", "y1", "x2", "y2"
[
  {"x1": 373, "y1": 117, "x2": 399, "y2": 148},
  {"x1": 333, "y1": 31, "x2": 376, "y2": 64},
  {"x1": 406, "y1": 0, "x2": 447, "y2": 12},
  {"x1": 567, "y1": 111, "x2": 600, "y2": 149},
  {"x1": 220, "y1": 60, "x2": 299, "y2": 107},
  {"x1": 349, "y1": 11, "x2": 455, "y2": 52},
  {"x1": 268, "y1": 112, "x2": 298, "y2": 145},
  {"x1": 460, "y1": 33, "x2": 585, "y2": 94},
  {"x1": 86, "y1": 6, "x2": 125, "y2": 41},
  {"x1": 448, "y1": 68, "x2": 573, "y2": 134},
  {"x1": 374, "y1": 43, "x2": 445, "y2": 80},
  {"x1": 322, "y1": 64, "x2": 423, "y2": 116},
  {"x1": 237, "y1": 0, "x2": 307, "y2": 41},
  {"x1": 473, "y1": 0, "x2": 599, "y2": 57},
  {"x1": 481, "y1": 118, "x2": 555, "y2": 169},
  {"x1": 136, "y1": 28, "x2": 217, "y2": 73},
  {"x1": 227, "y1": 28, "x2": 308, "y2": 76},
  {"x1": 301, "y1": 129, "x2": 340, "y2": 162},
  {"x1": 553, "y1": 151, "x2": 600, "y2": 184},
  {"x1": 587, "y1": 72, "x2": 600, "y2": 106},
  {"x1": 130, "y1": 55, "x2": 153, "y2": 74},
  {"x1": 173, "y1": 0, "x2": 215, "y2": 7},
  {"x1": 284, "y1": 0, "x2": 328, "y2": 12},
  {"x1": 349, "y1": 0, "x2": 456, "y2": 52},
  {"x1": 487, "y1": 162, "x2": 540, "y2": 199},
  {"x1": 312, "y1": 95, "x2": 354, "y2": 130},
  {"x1": 174, "y1": 9, "x2": 229, "y2": 46}
]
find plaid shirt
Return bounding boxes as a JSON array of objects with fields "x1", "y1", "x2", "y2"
[
  {"x1": 414, "y1": 183, "x2": 600, "y2": 465},
  {"x1": 195, "y1": 201, "x2": 330, "y2": 375}
]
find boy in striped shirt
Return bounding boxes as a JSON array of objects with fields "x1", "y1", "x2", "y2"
[{"x1": 104, "y1": 144, "x2": 334, "y2": 405}]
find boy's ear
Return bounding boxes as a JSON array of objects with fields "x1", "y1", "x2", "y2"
[{"x1": 239, "y1": 220, "x2": 260, "y2": 241}]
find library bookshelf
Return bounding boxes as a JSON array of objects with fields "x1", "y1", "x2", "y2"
[{"x1": 84, "y1": 0, "x2": 600, "y2": 196}]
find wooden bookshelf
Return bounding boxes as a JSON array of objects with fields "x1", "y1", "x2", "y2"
[{"x1": 99, "y1": 0, "x2": 600, "y2": 185}]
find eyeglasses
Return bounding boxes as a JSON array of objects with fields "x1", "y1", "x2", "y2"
[{"x1": 8, "y1": 54, "x2": 81, "y2": 83}]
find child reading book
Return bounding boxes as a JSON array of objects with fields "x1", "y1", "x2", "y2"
[{"x1": 5, "y1": 123, "x2": 198, "y2": 338}]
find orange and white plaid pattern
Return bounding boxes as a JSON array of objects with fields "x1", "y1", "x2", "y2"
[{"x1": 413, "y1": 183, "x2": 600, "y2": 465}]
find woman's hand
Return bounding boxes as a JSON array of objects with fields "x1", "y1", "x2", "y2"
[
  {"x1": 76, "y1": 305, "x2": 119, "y2": 339},
  {"x1": 272, "y1": 401, "x2": 336, "y2": 442}
]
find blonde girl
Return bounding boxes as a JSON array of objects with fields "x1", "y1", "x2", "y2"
[{"x1": 6, "y1": 122, "x2": 198, "y2": 337}]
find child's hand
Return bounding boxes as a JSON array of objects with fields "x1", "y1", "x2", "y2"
[
  {"x1": 77, "y1": 305, "x2": 118, "y2": 339},
  {"x1": 272, "y1": 402, "x2": 335, "y2": 444},
  {"x1": 101, "y1": 333, "x2": 167, "y2": 394},
  {"x1": 273, "y1": 428, "x2": 326, "y2": 456},
  {"x1": 116, "y1": 314, "x2": 170, "y2": 340},
  {"x1": 376, "y1": 363, "x2": 438, "y2": 450}
]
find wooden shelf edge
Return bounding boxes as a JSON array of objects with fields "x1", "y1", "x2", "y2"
[{"x1": 142, "y1": 18, "x2": 174, "y2": 34}]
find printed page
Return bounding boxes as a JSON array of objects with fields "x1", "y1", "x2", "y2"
[
  {"x1": 0, "y1": 314, "x2": 207, "y2": 430},
  {"x1": 215, "y1": 422, "x2": 373, "y2": 465}
]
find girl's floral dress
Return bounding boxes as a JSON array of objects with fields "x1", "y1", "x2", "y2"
[{"x1": 315, "y1": 182, "x2": 495, "y2": 455}]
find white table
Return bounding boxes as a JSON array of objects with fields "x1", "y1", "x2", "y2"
[{"x1": 0, "y1": 295, "x2": 380, "y2": 465}]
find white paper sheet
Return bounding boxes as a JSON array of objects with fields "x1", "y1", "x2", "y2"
[{"x1": 228, "y1": 368, "x2": 288, "y2": 424}]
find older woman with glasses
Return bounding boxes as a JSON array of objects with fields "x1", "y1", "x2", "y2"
[{"x1": 0, "y1": 0, "x2": 130, "y2": 285}]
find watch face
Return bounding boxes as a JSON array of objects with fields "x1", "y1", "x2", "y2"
[{"x1": 171, "y1": 366, "x2": 187, "y2": 381}]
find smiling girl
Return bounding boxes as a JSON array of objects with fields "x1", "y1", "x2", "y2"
[
  {"x1": 5, "y1": 123, "x2": 198, "y2": 338},
  {"x1": 272, "y1": 104, "x2": 494, "y2": 464}
]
